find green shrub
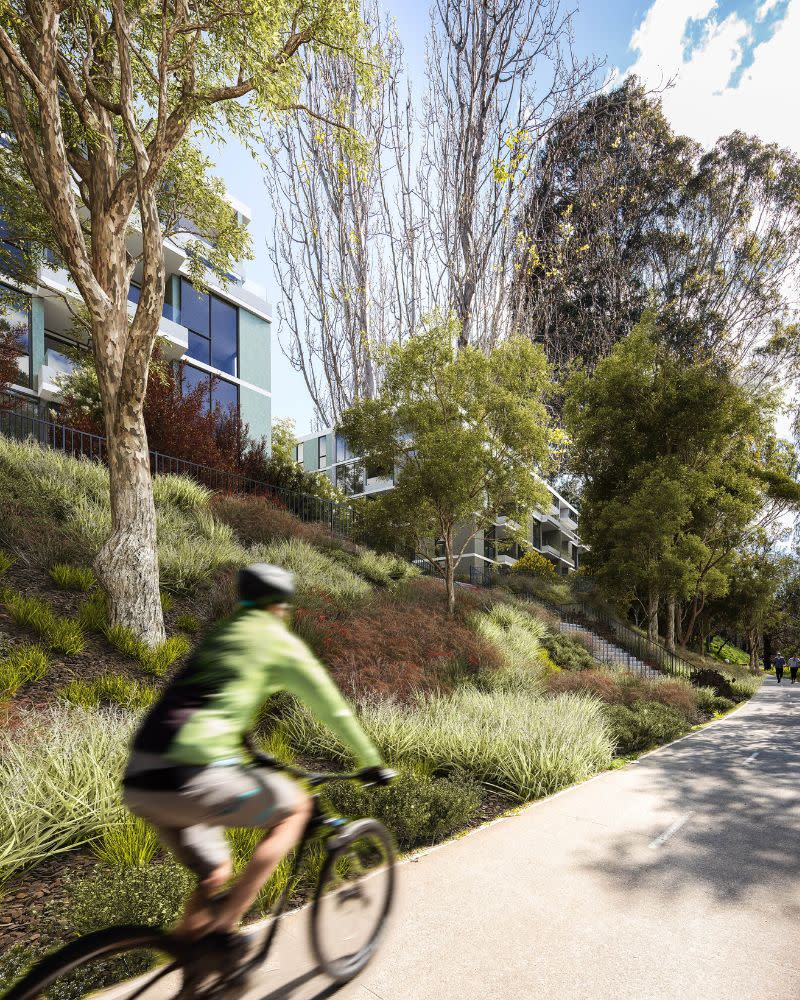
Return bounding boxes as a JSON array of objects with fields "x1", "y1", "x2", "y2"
[
  {"x1": 175, "y1": 611, "x2": 201, "y2": 634},
  {"x1": 712, "y1": 695, "x2": 736, "y2": 714},
  {"x1": 59, "y1": 674, "x2": 158, "y2": 711},
  {"x1": 159, "y1": 591, "x2": 175, "y2": 612},
  {"x1": 256, "y1": 537, "x2": 371, "y2": 607},
  {"x1": 324, "y1": 769, "x2": 481, "y2": 850},
  {"x1": 690, "y1": 667, "x2": 737, "y2": 700},
  {"x1": 1, "y1": 588, "x2": 85, "y2": 654},
  {"x1": 103, "y1": 623, "x2": 147, "y2": 660},
  {"x1": 0, "y1": 549, "x2": 14, "y2": 575},
  {"x1": 76, "y1": 590, "x2": 107, "y2": 633},
  {"x1": 92, "y1": 814, "x2": 160, "y2": 868},
  {"x1": 49, "y1": 563, "x2": 95, "y2": 592},
  {"x1": 729, "y1": 675, "x2": 761, "y2": 701},
  {"x1": 0, "y1": 643, "x2": 49, "y2": 697},
  {"x1": 0, "y1": 705, "x2": 133, "y2": 883},
  {"x1": 693, "y1": 685, "x2": 718, "y2": 714},
  {"x1": 542, "y1": 630, "x2": 595, "y2": 671},
  {"x1": 329, "y1": 548, "x2": 418, "y2": 587},
  {"x1": 152, "y1": 474, "x2": 211, "y2": 515},
  {"x1": 512, "y1": 549, "x2": 556, "y2": 578},
  {"x1": 286, "y1": 688, "x2": 614, "y2": 802},
  {"x1": 604, "y1": 701, "x2": 688, "y2": 756}
]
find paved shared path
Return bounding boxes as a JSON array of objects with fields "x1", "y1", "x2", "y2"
[{"x1": 132, "y1": 677, "x2": 800, "y2": 999}]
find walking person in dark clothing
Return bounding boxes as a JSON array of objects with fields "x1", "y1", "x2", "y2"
[
  {"x1": 774, "y1": 652, "x2": 786, "y2": 683},
  {"x1": 790, "y1": 654, "x2": 800, "y2": 684}
]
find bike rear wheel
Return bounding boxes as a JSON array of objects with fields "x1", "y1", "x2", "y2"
[
  {"x1": 310, "y1": 819, "x2": 395, "y2": 984},
  {"x1": 3, "y1": 925, "x2": 189, "y2": 1000}
]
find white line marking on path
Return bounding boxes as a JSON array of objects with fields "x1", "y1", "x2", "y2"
[
  {"x1": 649, "y1": 812, "x2": 695, "y2": 850},
  {"x1": 745, "y1": 750, "x2": 760, "y2": 762}
]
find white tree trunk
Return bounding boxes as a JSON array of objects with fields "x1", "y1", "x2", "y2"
[{"x1": 665, "y1": 595, "x2": 676, "y2": 651}]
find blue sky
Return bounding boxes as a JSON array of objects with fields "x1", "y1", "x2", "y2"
[{"x1": 217, "y1": 0, "x2": 800, "y2": 434}]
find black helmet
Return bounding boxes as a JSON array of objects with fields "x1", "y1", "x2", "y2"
[{"x1": 238, "y1": 564, "x2": 295, "y2": 607}]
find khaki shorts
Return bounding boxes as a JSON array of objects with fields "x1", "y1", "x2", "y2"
[{"x1": 123, "y1": 764, "x2": 304, "y2": 878}]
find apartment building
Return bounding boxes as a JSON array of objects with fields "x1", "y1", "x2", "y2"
[
  {"x1": 0, "y1": 193, "x2": 272, "y2": 444},
  {"x1": 296, "y1": 426, "x2": 586, "y2": 577}
]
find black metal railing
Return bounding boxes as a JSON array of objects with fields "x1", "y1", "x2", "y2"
[{"x1": 0, "y1": 405, "x2": 359, "y2": 539}]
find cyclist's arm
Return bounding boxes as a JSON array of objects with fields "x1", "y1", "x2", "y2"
[{"x1": 273, "y1": 634, "x2": 382, "y2": 769}]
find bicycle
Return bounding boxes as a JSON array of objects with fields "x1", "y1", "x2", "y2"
[{"x1": 4, "y1": 754, "x2": 396, "y2": 999}]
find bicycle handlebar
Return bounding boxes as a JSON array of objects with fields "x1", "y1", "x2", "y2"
[{"x1": 249, "y1": 748, "x2": 392, "y2": 788}]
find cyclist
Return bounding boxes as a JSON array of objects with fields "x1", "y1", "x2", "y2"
[{"x1": 122, "y1": 563, "x2": 392, "y2": 948}]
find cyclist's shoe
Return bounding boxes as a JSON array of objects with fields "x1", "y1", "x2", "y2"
[{"x1": 357, "y1": 766, "x2": 396, "y2": 787}]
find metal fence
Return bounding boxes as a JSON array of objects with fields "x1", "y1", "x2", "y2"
[{"x1": 0, "y1": 405, "x2": 359, "y2": 539}]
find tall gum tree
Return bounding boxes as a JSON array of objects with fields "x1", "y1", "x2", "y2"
[{"x1": 0, "y1": 0, "x2": 375, "y2": 642}]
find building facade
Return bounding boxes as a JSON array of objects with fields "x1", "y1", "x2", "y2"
[
  {"x1": 296, "y1": 426, "x2": 586, "y2": 577},
  {"x1": 1, "y1": 194, "x2": 272, "y2": 445}
]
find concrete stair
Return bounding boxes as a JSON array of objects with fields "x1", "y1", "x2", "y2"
[{"x1": 559, "y1": 621, "x2": 661, "y2": 678}]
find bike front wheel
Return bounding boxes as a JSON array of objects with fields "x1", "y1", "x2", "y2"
[
  {"x1": 310, "y1": 819, "x2": 395, "y2": 984},
  {"x1": 3, "y1": 925, "x2": 190, "y2": 1000}
]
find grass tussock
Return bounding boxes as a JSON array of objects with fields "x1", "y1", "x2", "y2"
[
  {"x1": 49, "y1": 563, "x2": 95, "y2": 592},
  {"x1": 0, "y1": 549, "x2": 14, "y2": 575},
  {"x1": 0, "y1": 704, "x2": 133, "y2": 884},
  {"x1": 59, "y1": 673, "x2": 158, "y2": 711},
  {"x1": 0, "y1": 643, "x2": 49, "y2": 698},
  {"x1": 472, "y1": 602, "x2": 551, "y2": 694},
  {"x1": 256, "y1": 537, "x2": 371, "y2": 608},
  {"x1": 91, "y1": 814, "x2": 160, "y2": 868},
  {"x1": 285, "y1": 688, "x2": 614, "y2": 802},
  {"x1": 103, "y1": 625, "x2": 190, "y2": 677},
  {"x1": 1, "y1": 586, "x2": 86, "y2": 654}
]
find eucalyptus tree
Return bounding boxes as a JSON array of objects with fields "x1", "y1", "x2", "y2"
[{"x1": 0, "y1": 0, "x2": 374, "y2": 641}]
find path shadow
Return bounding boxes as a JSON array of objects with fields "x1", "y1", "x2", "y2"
[
  {"x1": 251, "y1": 966, "x2": 346, "y2": 999},
  {"x1": 577, "y1": 678, "x2": 800, "y2": 915}
]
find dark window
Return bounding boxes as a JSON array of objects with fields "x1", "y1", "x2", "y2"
[
  {"x1": 181, "y1": 363, "x2": 211, "y2": 413},
  {"x1": 187, "y1": 329, "x2": 211, "y2": 366},
  {"x1": 211, "y1": 376, "x2": 238, "y2": 417},
  {"x1": 483, "y1": 525, "x2": 496, "y2": 561},
  {"x1": 181, "y1": 280, "x2": 209, "y2": 336},
  {"x1": 210, "y1": 297, "x2": 237, "y2": 376},
  {"x1": 318, "y1": 435, "x2": 327, "y2": 469},
  {"x1": 0, "y1": 284, "x2": 30, "y2": 388},
  {"x1": 532, "y1": 520, "x2": 542, "y2": 549},
  {"x1": 336, "y1": 462, "x2": 363, "y2": 495},
  {"x1": 335, "y1": 432, "x2": 351, "y2": 463},
  {"x1": 434, "y1": 538, "x2": 445, "y2": 559},
  {"x1": 128, "y1": 283, "x2": 141, "y2": 305}
]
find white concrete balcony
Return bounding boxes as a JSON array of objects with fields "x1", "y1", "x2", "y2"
[
  {"x1": 495, "y1": 554, "x2": 516, "y2": 567},
  {"x1": 560, "y1": 512, "x2": 579, "y2": 532},
  {"x1": 495, "y1": 515, "x2": 521, "y2": 531},
  {"x1": 539, "y1": 543, "x2": 561, "y2": 560}
]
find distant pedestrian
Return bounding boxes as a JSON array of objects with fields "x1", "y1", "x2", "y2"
[
  {"x1": 790, "y1": 654, "x2": 800, "y2": 684},
  {"x1": 774, "y1": 652, "x2": 786, "y2": 683}
]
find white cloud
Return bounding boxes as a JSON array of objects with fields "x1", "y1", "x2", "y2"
[{"x1": 624, "y1": 0, "x2": 800, "y2": 154}]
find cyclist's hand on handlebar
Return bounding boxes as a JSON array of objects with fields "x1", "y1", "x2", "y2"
[{"x1": 357, "y1": 766, "x2": 396, "y2": 787}]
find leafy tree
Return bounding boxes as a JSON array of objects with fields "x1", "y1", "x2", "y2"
[
  {"x1": 514, "y1": 80, "x2": 800, "y2": 397},
  {"x1": 512, "y1": 548, "x2": 556, "y2": 578},
  {"x1": 564, "y1": 313, "x2": 798, "y2": 648},
  {"x1": 0, "y1": 1, "x2": 373, "y2": 642},
  {"x1": 339, "y1": 313, "x2": 553, "y2": 614}
]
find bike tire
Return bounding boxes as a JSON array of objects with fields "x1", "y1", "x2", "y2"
[
  {"x1": 2, "y1": 924, "x2": 187, "y2": 1000},
  {"x1": 309, "y1": 818, "x2": 395, "y2": 985}
]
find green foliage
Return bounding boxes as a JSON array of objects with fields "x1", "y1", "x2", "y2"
[
  {"x1": 0, "y1": 643, "x2": 48, "y2": 697},
  {"x1": 59, "y1": 674, "x2": 158, "y2": 712},
  {"x1": 541, "y1": 630, "x2": 595, "y2": 671},
  {"x1": 175, "y1": 611, "x2": 201, "y2": 634},
  {"x1": 472, "y1": 603, "x2": 549, "y2": 693},
  {"x1": 285, "y1": 688, "x2": 614, "y2": 802},
  {"x1": 0, "y1": 549, "x2": 13, "y2": 574},
  {"x1": 76, "y1": 590, "x2": 108, "y2": 633},
  {"x1": 339, "y1": 314, "x2": 553, "y2": 610},
  {"x1": 512, "y1": 549, "x2": 556, "y2": 578},
  {"x1": 159, "y1": 591, "x2": 175, "y2": 612},
  {"x1": 91, "y1": 815, "x2": 160, "y2": 868},
  {"x1": 729, "y1": 675, "x2": 761, "y2": 701},
  {"x1": 708, "y1": 636, "x2": 750, "y2": 666},
  {"x1": 0, "y1": 705, "x2": 133, "y2": 883},
  {"x1": 49, "y1": 563, "x2": 95, "y2": 592},
  {"x1": 604, "y1": 701, "x2": 689, "y2": 756},
  {"x1": 0, "y1": 586, "x2": 85, "y2": 654},
  {"x1": 324, "y1": 769, "x2": 482, "y2": 851},
  {"x1": 225, "y1": 828, "x2": 300, "y2": 912},
  {"x1": 257, "y1": 537, "x2": 371, "y2": 607},
  {"x1": 330, "y1": 548, "x2": 419, "y2": 587},
  {"x1": 104, "y1": 625, "x2": 190, "y2": 676},
  {"x1": 694, "y1": 686, "x2": 718, "y2": 714},
  {"x1": 712, "y1": 696, "x2": 736, "y2": 714}
]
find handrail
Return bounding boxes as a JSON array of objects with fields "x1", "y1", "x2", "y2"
[{"x1": 0, "y1": 404, "x2": 360, "y2": 540}]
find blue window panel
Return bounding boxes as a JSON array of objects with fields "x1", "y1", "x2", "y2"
[
  {"x1": 211, "y1": 376, "x2": 238, "y2": 417},
  {"x1": 181, "y1": 279, "x2": 209, "y2": 336},
  {"x1": 210, "y1": 296, "x2": 237, "y2": 376},
  {"x1": 181, "y1": 362, "x2": 210, "y2": 413},
  {"x1": 187, "y1": 330, "x2": 210, "y2": 366},
  {"x1": 128, "y1": 283, "x2": 140, "y2": 305}
]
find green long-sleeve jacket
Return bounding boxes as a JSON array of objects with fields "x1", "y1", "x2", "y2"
[{"x1": 129, "y1": 608, "x2": 381, "y2": 769}]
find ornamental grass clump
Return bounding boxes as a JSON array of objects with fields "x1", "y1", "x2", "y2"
[
  {"x1": 1, "y1": 587, "x2": 86, "y2": 654},
  {"x1": 256, "y1": 537, "x2": 371, "y2": 607},
  {"x1": 92, "y1": 814, "x2": 160, "y2": 868},
  {"x1": 49, "y1": 563, "x2": 95, "y2": 592},
  {"x1": 0, "y1": 643, "x2": 48, "y2": 698},
  {"x1": 286, "y1": 688, "x2": 614, "y2": 802},
  {"x1": 60, "y1": 673, "x2": 158, "y2": 711},
  {"x1": 472, "y1": 602, "x2": 550, "y2": 694},
  {"x1": 0, "y1": 549, "x2": 14, "y2": 575},
  {"x1": 0, "y1": 704, "x2": 133, "y2": 883}
]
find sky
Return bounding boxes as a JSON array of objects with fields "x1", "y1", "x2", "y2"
[{"x1": 218, "y1": 0, "x2": 800, "y2": 435}]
